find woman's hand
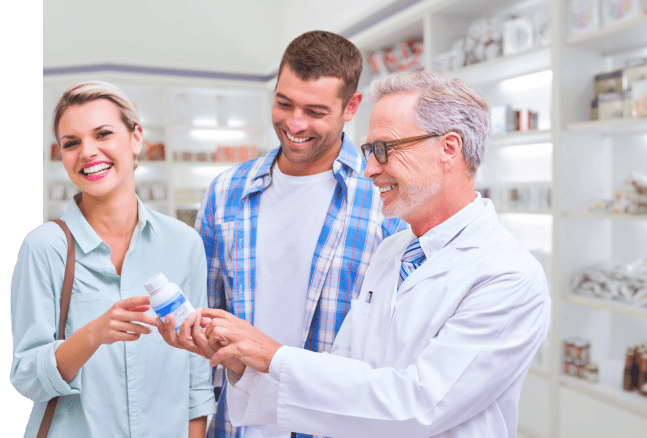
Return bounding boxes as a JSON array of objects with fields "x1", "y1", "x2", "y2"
[
  {"x1": 88, "y1": 296, "x2": 158, "y2": 348},
  {"x1": 55, "y1": 296, "x2": 157, "y2": 382}
]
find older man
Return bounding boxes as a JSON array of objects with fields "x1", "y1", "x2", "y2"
[{"x1": 177, "y1": 72, "x2": 551, "y2": 438}]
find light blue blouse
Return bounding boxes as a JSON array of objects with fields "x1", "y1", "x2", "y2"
[{"x1": 11, "y1": 195, "x2": 216, "y2": 438}]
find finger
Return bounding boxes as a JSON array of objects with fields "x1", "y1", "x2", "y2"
[
  {"x1": 118, "y1": 296, "x2": 151, "y2": 309},
  {"x1": 192, "y1": 315, "x2": 217, "y2": 358},
  {"x1": 110, "y1": 332, "x2": 142, "y2": 343},
  {"x1": 120, "y1": 310, "x2": 158, "y2": 327},
  {"x1": 112, "y1": 320, "x2": 153, "y2": 335},
  {"x1": 205, "y1": 318, "x2": 232, "y2": 338},
  {"x1": 199, "y1": 308, "x2": 237, "y2": 321},
  {"x1": 156, "y1": 317, "x2": 181, "y2": 347},
  {"x1": 129, "y1": 305, "x2": 151, "y2": 313},
  {"x1": 179, "y1": 312, "x2": 197, "y2": 343},
  {"x1": 209, "y1": 344, "x2": 238, "y2": 367}
]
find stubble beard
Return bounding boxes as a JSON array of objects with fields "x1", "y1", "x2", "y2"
[{"x1": 381, "y1": 179, "x2": 440, "y2": 219}]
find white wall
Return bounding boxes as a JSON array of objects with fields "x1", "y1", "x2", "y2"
[{"x1": 44, "y1": 0, "x2": 404, "y2": 75}]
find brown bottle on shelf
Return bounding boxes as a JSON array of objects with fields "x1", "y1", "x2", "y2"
[
  {"x1": 624, "y1": 347, "x2": 635, "y2": 391},
  {"x1": 632, "y1": 348, "x2": 641, "y2": 390},
  {"x1": 638, "y1": 353, "x2": 647, "y2": 391}
]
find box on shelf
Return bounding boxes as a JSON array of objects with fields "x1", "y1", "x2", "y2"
[
  {"x1": 213, "y1": 145, "x2": 259, "y2": 162},
  {"x1": 564, "y1": 337, "x2": 591, "y2": 379},
  {"x1": 49, "y1": 181, "x2": 78, "y2": 201},
  {"x1": 598, "y1": 91, "x2": 624, "y2": 119},
  {"x1": 491, "y1": 106, "x2": 539, "y2": 133},
  {"x1": 566, "y1": 0, "x2": 601, "y2": 35},
  {"x1": 50, "y1": 143, "x2": 61, "y2": 161},
  {"x1": 176, "y1": 209, "x2": 199, "y2": 227},
  {"x1": 503, "y1": 16, "x2": 534, "y2": 56},
  {"x1": 601, "y1": 0, "x2": 640, "y2": 26},
  {"x1": 594, "y1": 70, "x2": 624, "y2": 95},
  {"x1": 136, "y1": 181, "x2": 167, "y2": 202},
  {"x1": 367, "y1": 39, "x2": 423, "y2": 78},
  {"x1": 139, "y1": 141, "x2": 165, "y2": 162},
  {"x1": 632, "y1": 79, "x2": 647, "y2": 117},
  {"x1": 533, "y1": 9, "x2": 551, "y2": 47}
]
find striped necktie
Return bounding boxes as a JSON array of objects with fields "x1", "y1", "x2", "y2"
[{"x1": 398, "y1": 238, "x2": 426, "y2": 290}]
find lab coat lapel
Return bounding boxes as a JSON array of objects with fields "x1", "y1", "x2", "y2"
[{"x1": 397, "y1": 246, "x2": 456, "y2": 295}]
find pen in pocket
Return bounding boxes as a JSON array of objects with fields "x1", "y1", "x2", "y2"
[{"x1": 366, "y1": 291, "x2": 373, "y2": 303}]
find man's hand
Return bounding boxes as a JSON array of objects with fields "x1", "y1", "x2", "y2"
[
  {"x1": 201, "y1": 309, "x2": 282, "y2": 373},
  {"x1": 157, "y1": 308, "x2": 246, "y2": 376}
]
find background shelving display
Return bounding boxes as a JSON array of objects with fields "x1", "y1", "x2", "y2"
[
  {"x1": 347, "y1": 0, "x2": 647, "y2": 436},
  {"x1": 43, "y1": 76, "x2": 272, "y2": 225}
]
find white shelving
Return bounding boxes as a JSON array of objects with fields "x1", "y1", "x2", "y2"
[
  {"x1": 563, "y1": 293, "x2": 647, "y2": 320},
  {"x1": 560, "y1": 374, "x2": 647, "y2": 418},
  {"x1": 349, "y1": 0, "x2": 647, "y2": 437},
  {"x1": 563, "y1": 210, "x2": 647, "y2": 221}
]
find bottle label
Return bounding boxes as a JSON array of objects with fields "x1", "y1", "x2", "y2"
[{"x1": 153, "y1": 291, "x2": 187, "y2": 318}]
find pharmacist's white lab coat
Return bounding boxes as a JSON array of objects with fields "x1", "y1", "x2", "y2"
[{"x1": 227, "y1": 196, "x2": 551, "y2": 438}]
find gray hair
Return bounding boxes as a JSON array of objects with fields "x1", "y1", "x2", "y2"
[
  {"x1": 368, "y1": 72, "x2": 490, "y2": 177},
  {"x1": 53, "y1": 80, "x2": 140, "y2": 141}
]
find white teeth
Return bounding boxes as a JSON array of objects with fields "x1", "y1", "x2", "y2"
[
  {"x1": 379, "y1": 184, "x2": 397, "y2": 193},
  {"x1": 286, "y1": 132, "x2": 311, "y2": 143},
  {"x1": 82, "y1": 163, "x2": 112, "y2": 175}
]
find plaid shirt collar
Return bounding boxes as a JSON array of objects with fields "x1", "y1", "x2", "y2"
[{"x1": 242, "y1": 133, "x2": 363, "y2": 199}]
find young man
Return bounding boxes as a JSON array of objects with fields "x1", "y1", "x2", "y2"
[
  {"x1": 159, "y1": 31, "x2": 405, "y2": 438},
  {"x1": 193, "y1": 72, "x2": 551, "y2": 438}
]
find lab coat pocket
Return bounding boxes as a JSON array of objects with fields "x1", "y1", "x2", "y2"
[{"x1": 348, "y1": 298, "x2": 376, "y2": 361}]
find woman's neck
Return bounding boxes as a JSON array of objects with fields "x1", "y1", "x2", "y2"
[{"x1": 78, "y1": 182, "x2": 139, "y2": 240}]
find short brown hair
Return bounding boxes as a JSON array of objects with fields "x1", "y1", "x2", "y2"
[{"x1": 278, "y1": 30, "x2": 363, "y2": 107}]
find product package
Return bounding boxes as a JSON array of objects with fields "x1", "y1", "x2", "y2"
[
  {"x1": 50, "y1": 143, "x2": 62, "y2": 161},
  {"x1": 503, "y1": 16, "x2": 534, "y2": 56},
  {"x1": 567, "y1": 0, "x2": 601, "y2": 35},
  {"x1": 632, "y1": 79, "x2": 647, "y2": 117},
  {"x1": 598, "y1": 92, "x2": 625, "y2": 119},
  {"x1": 490, "y1": 106, "x2": 513, "y2": 134},
  {"x1": 601, "y1": 0, "x2": 640, "y2": 26},
  {"x1": 594, "y1": 69, "x2": 624, "y2": 95},
  {"x1": 571, "y1": 256, "x2": 647, "y2": 306},
  {"x1": 533, "y1": 9, "x2": 552, "y2": 47}
]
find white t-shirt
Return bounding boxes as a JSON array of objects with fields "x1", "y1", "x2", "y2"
[{"x1": 245, "y1": 161, "x2": 337, "y2": 438}]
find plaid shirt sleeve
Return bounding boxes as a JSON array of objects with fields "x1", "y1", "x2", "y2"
[{"x1": 195, "y1": 177, "x2": 227, "y2": 313}]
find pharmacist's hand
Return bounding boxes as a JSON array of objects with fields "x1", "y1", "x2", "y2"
[
  {"x1": 202, "y1": 309, "x2": 281, "y2": 374},
  {"x1": 89, "y1": 296, "x2": 157, "y2": 347}
]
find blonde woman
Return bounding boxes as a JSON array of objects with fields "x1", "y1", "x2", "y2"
[{"x1": 11, "y1": 81, "x2": 215, "y2": 437}]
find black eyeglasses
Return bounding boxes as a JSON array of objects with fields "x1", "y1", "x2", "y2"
[{"x1": 361, "y1": 133, "x2": 441, "y2": 164}]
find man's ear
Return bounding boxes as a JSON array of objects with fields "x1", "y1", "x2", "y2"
[
  {"x1": 441, "y1": 131, "x2": 463, "y2": 171},
  {"x1": 343, "y1": 92, "x2": 363, "y2": 122}
]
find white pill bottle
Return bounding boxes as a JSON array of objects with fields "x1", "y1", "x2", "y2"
[{"x1": 144, "y1": 273, "x2": 195, "y2": 333}]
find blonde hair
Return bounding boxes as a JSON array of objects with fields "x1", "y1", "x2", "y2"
[
  {"x1": 369, "y1": 72, "x2": 490, "y2": 178},
  {"x1": 53, "y1": 80, "x2": 140, "y2": 142}
]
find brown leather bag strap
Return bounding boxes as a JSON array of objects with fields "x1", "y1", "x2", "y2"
[
  {"x1": 37, "y1": 399, "x2": 59, "y2": 438},
  {"x1": 37, "y1": 219, "x2": 76, "y2": 438},
  {"x1": 51, "y1": 219, "x2": 75, "y2": 341}
]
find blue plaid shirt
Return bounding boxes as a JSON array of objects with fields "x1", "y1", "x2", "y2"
[{"x1": 196, "y1": 134, "x2": 406, "y2": 438}]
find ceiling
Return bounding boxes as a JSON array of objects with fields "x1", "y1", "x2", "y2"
[{"x1": 44, "y1": 0, "x2": 414, "y2": 77}]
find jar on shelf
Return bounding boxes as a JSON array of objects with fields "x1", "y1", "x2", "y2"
[{"x1": 584, "y1": 363, "x2": 599, "y2": 383}]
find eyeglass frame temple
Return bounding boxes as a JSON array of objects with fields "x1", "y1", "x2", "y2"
[{"x1": 362, "y1": 133, "x2": 441, "y2": 163}]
